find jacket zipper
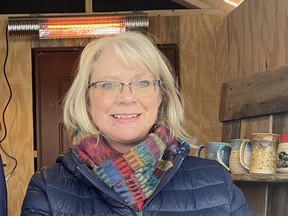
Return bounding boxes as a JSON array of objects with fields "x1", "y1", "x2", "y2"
[
  {"x1": 141, "y1": 154, "x2": 185, "y2": 209},
  {"x1": 77, "y1": 165, "x2": 141, "y2": 215},
  {"x1": 75, "y1": 141, "x2": 188, "y2": 216},
  {"x1": 76, "y1": 164, "x2": 128, "y2": 205}
]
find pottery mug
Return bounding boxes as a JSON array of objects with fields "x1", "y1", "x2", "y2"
[
  {"x1": 240, "y1": 133, "x2": 279, "y2": 174},
  {"x1": 229, "y1": 138, "x2": 251, "y2": 174},
  {"x1": 276, "y1": 134, "x2": 288, "y2": 173},
  {"x1": 196, "y1": 142, "x2": 232, "y2": 170}
]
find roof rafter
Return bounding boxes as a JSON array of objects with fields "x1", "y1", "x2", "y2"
[{"x1": 173, "y1": 0, "x2": 235, "y2": 14}]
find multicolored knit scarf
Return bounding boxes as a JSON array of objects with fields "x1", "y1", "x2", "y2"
[{"x1": 72, "y1": 124, "x2": 178, "y2": 211}]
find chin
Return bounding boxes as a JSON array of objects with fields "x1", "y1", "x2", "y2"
[{"x1": 117, "y1": 133, "x2": 147, "y2": 144}]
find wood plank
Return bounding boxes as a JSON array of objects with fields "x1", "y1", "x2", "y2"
[
  {"x1": 85, "y1": 0, "x2": 92, "y2": 13},
  {"x1": 227, "y1": 1, "x2": 247, "y2": 80},
  {"x1": 240, "y1": 116, "x2": 271, "y2": 138},
  {"x1": 222, "y1": 120, "x2": 241, "y2": 142},
  {"x1": 173, "y1": 0, "x2": 211, "y2": 8},
  {"x1": 145, "y1": 8, "x2": 226, "y2": 16},
  {"x1": 264, "y1": 0, "x2": 287, "y2": 68},
  {"x1": 149, "y1": 16, "x2": 179, "y2": 44},
  {"x1": 180, "y1": 15, "x2": 225, "y2": 146},
  {"x1": 2, "y1": 39, "x2": 34, "y2": 216},
  {"x1": 273, "y1": 113, "x2": 288, "y2": 134},
  {"x1": 219, "y1": 65, "x2": 288, "y2": 121},
  {"x1": 232, "y1": 173, "x2": 288, "y2": 182},
  {"x1": 267, "y1": 184, "x2": 288, "y2": 216},
  {"x1": 189, "y1": 0, "x2": 235, "y2": 13},
  {"x1": 228, "y1": 0, "x2": 288, "y2": 79},
  {"x1": 250, "y1": 0, "x2": 267, "y2": 74}
]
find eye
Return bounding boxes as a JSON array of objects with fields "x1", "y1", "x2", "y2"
[
  {"x1": 136, "y1": 80, "x2": 150, "y2": 88},
  {"x1": 100, "y1": 82, "x2": 117, "y2": 90}
]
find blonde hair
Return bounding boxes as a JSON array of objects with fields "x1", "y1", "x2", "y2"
[{"x1": 63, "y1": 31, "x2": 196, "y2": 146}]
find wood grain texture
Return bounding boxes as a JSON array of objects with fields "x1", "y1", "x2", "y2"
[
  {"x1": 232, "y1": 173, "x2": 288, "y2": 182},
  {"x1": 179, "y1": 15, "x2": 228, "y2": 146},
  {"x1": 267, "y1": 184, "x2": 288, "y2": 216},
  {"x1": 221, "y1": 120, "x2": 241, "y2": 142},
  {"x1": 149, "y1": 16, "x2": 180, "y2": 44},
  {"x1": 240, "y1": 116, "x2": 271, "y2": 138},
  {"x1": 0, "y1": 19, "x2": 34, "y2": 216},
  {"x1": 219, "y1": 65, "x2": 288, "y2": 121},
  {"x1": 228, "y1": 0, "x2": 288, "y2": 77},
  {"x1": 273, "y1": 113, "x2": 288, "y2": 134}
]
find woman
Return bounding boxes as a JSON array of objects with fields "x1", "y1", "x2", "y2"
[{"x1": 21, "y1": 31, "x2": 255, "y2": 215}]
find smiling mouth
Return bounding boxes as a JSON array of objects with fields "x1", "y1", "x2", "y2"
[{"x1": 112, "y1": 114, "x2": 139, "y2": 119}]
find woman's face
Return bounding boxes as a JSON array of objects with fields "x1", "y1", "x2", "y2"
[{"x1": 88, "y1": 48, "x2": 162, "y2": 153}]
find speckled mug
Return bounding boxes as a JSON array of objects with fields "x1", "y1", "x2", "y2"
[
  {"x1": 241, "y1": 133, "x2": 279, "y2": 174},
  {"x1": 196, "y1": 142, "x2": 231, "y2": 170}
]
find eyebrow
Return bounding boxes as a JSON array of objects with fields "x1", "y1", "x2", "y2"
[{"x1": 92, "y1": 72, "x2": 154, "y2": 81}]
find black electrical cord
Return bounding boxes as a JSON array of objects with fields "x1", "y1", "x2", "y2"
[{"x1": 0, "y1": 24, "x2": 18, "y2": 180}]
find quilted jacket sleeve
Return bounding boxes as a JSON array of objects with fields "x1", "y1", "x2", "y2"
[
  {"x1": 21, "y1": 171, "x2": 52, "y2": 216},
  {"x1": 222, "y1": 168, "x2": 256, "y2": 216}
]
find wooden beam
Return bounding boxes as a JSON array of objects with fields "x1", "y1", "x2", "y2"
[
  {"x1": 172, "y1": 0, "x2": 211, "y2": 9},
  {"x1": 173, "y1": 0, "x2": 236, "y2": 14},
  {"x1": 3, "y1": 8, "x2": 227, "y2": 18},
  {"x1": 200, "y1": 0, "x2": 235, "y2": 13},
  {"x1": 60, "y1": 9, "x2": 226, "y2": 16},
  {"x1": 219, "y1": 65, "x2": 288, "y2": 121},
  {"x1": 224, "y1": 0, "x2": 244, "y2": 7},
  {"x1": 85, "y1": 0, "x2": 92, "y2": 13},
  {"x1": 145, "y1": 9, "x2": 226, "y2": 16}
]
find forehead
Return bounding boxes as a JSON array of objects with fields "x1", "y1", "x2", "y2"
[{"x1": 90, "y1": 48, "x2": 155, "y2": 80}]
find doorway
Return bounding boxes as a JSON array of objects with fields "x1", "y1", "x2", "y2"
[{"x1": 33, "y1": 47, "x2": 82, "y2": 169}]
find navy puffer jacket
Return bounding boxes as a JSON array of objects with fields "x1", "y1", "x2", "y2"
[{"x1": 21, "y1": 141, "x2": 255, "y2": 216}]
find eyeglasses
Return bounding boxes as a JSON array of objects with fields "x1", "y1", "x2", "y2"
[{"x1": 88, "y1": 79, "x2": 161, "y2": 98}]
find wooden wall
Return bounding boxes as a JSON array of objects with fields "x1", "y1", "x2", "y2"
[
  {"x1": 222, "y1": 0, "x2": 288, "y2": 215},
  {"x1": 228, "y1": 0, "x2": 288, "y2": 78},
  {"x1": 0, "y1": 15, "x2": 226, "y2": 215},
  {"x1": 0, "y1": 18, "x2": 35, "y2": 216},
  {"x1": 179, "y1": 15, "x2": 228, "y2": 147}
]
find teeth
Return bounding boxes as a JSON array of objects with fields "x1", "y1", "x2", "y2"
[{"x1": 113, "y1": 114, "x2": 138, "y2": 119}]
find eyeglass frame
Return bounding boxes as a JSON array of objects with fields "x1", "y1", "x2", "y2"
[{"x1": 87, "y1": 79, "x2": 161, "y2": 97}]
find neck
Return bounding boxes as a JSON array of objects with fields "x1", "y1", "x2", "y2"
[{"x1": 108, "y1": 142, "x2": 137, "y2": 153}]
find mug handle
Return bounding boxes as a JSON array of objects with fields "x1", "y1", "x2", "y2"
[
  {"x1": 196, "y1": 145, "x2": 206, "y2": 158},
  {"x1": 216, "y1": 145, "x2": 230, "y2": 171},
  {"x1": 239, "y1": 139, "x2": 250, "y2": 170}
]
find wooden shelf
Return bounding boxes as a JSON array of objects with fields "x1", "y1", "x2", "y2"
[{"x1": 231, "y1": 173, "x2": 288, "y2": 182}]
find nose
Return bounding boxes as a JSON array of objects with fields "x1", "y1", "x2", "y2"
[{"x1": 116, "y1": 84, "x2": 136, "y2": 103}]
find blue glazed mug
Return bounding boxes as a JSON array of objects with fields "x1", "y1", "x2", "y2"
[{"x1": 196, "y1": 142, "x2": 232, "y2": 170}]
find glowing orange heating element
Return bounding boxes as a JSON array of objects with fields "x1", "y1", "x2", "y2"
[{"x1": 40, "y1": 17, "x2": 126, "y2": 39}]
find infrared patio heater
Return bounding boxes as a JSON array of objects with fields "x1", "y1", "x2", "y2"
[{"x1": 7, "y1": 14, "x2": 149, "y2": 40}]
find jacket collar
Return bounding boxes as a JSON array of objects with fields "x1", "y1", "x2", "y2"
[{"x1": 56, "y1": 140, "x2": 190, "y2": 207}]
